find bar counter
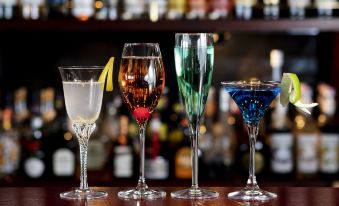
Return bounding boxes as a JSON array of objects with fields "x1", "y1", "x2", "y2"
[{"x1": 0, "y1": 187, "x2": 338, "y2": 206}]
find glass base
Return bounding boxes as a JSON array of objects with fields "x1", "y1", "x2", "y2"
[
  {"x1": 60, "y1": 189, "x2": 108, "y2": 200},
  {"x1": 171, "y1": 188, "x2": 219, "y2": 199},
  {"x1": 118, "y1": 188, "x2": 166, "y2": 200},
  {"x1": 228, "y1": 187, "x2": 277, "y2": 201}
]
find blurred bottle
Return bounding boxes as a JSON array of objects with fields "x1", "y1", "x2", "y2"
[
  {"x1": 113, "y1": 115, "x2": 134, "y2": 178},
  {"x1": 21, "y1": 0, "x2": 47, "y2": 19},
  {"x1": 121, "y1": 0, "x2": 146, "y2": 19},
  {"x1": 315, "y1": 0, "x2": 335, "y2": 18},
  {"x1": 95, "y1": 0, "x2": 119, "y2": 20},
  {"x1": 52, "y1": 93, "x2": 76, "y2": 178},
  {"x1": 208, "y1": 0, "x2": 232, "y2": 20},
  {"x1": 47, "y1": 0, "x2": 69, "y2": 18},
  {"x1": 21, "y1": 91, "x2": 45, "y2": 179},
  {"x1": 166, "y1": 0, "x2": 185, "y2": 19},
  {"x1": 287, "y1": 0, "x2": 310, "y2": 19},
  {"x1": 295, "y1": 83, "x2": 320, "y2": 180},
  {"x1": 147, "y1": 0, "x2": 167, "y2": 22},
  {"x1": 186, "y1": 0, "x2": 207, "y2": 19},
  {"x1": 234, "y1": 0, "x2": 257, "y2": 20},
  {"x1": 72, "y1": 0, "x2": 94, "y2": 20},
  {"x1": 0, "y1": 107, "x2": 21, "y2": 181},
  {"x1": 317, "y1": 83, "x2": 339, "y2": 179},
  {"x1": 263, "y1": 0, "x2": 279, "y2": 19},
  {"x1": 0, "y1": 0, "x2": 17, "y2": 19}
]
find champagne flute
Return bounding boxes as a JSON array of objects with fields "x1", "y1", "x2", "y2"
[
  {"x1": 59, "y1": 66, "x2": 108, "y2": 199},
  {"x1": 171, "y1": 33, "x2": 219, "y2": 199},
  {"x1": 118, "y1": 43, "x2": 166, "y2": 200}
]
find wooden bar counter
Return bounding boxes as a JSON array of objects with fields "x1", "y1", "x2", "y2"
[{"x1": 0, "y1": 187, "x2": 338, "y2": 206}]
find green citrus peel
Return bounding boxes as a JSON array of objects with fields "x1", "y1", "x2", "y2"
[
  {"x1": 280, "y1": 73, "x2": 318, "y2": 115},
  {"x1": 99, "y1": 57, "x2": 114, "y2": 92}
]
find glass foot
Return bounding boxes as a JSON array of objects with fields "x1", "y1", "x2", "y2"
[
  {"x1": 60, "y1": 189, "x2": 108, "y2": 200},
  {"x1": 171, "y1": 188, "x2": 219, "y2": 199},
  {"x1": 118, "y1": 188, "x2": 166, "y2": 200},
  {"x1": 228, "y1": 187, "x2": 277, "y2": 201}
]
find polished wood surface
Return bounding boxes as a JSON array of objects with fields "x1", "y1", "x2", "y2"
[{"x1": 0, "y1": 187, "x2": 338, "y2": 206}]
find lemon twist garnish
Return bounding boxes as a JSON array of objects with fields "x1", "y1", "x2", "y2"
[
  {"x1": 280, "y1": 73, "x2": 318, "y2": 115},
  {"x1": 99, "y1": 57, "x2": 114, "y2": 91}
]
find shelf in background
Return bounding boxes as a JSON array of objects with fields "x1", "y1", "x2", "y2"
[{"x1": 1, "y1": 18, "x2": 339, "y2": 33}]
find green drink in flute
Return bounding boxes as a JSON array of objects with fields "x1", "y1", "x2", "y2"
[{"x1": 171, "y1": 33, "x2": 219, "y2": 199}]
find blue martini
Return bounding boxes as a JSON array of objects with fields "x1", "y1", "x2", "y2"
[{"x1": 222, "y1": 81, "x2": 280, "y2": 201}]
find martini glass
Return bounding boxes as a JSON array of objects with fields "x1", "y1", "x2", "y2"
[
  {"x1": 171, "y1": 33, "x2": 219, "y2": 199},
  {"x1": 59, "y1": 66, "x2": 107, "y2": 199},
  {"x1": 221, "y1": 80, "x2": 280, "y2": 201},
  {"x1": 118, "y1": 43, "x2": 166, "y2": 200}
]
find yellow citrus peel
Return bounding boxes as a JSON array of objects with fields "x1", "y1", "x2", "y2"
[{"x1": 98, "y1": 57, "x2": 114, "y2": 91}]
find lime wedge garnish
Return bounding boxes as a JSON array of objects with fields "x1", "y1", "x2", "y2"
[
  {"x1": 279, "y1": 72, "x2": 318, "y2": 114},
  {"x1": 98, "y1": 57, "x2": 114, "y2": 91}
]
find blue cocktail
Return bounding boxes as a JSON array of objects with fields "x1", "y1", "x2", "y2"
[{"x1": 222, "y1": 80, "x2": 280, "y2": 201}]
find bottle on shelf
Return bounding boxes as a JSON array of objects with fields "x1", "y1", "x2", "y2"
[
  {"x1": 287, "y1": 0, "x2": 310, "y2": 19},
  {"x1": 113, "y1": 115, "x2": 134, "y2": 178},
  {"x1": 166, "y1": 0, "x2": 185, "y2": 19},
  {"x1": 295, "y1": 83, "x2": 320, "y2": 180},
  {"x1": 47, "y1": 0, "x2": 69, "y2": 19},
  {"x1": 186, "y1": 0, "x2": 207, "y2": 19},
  {"x1": 72, "y1": 0, "x2": 94, "y2": 20},
  {"x1": 234, "y1": 0, "x2": 257, "y2": 20},
  {"x1": 147, "y1": 0, "x2": 167, "y2": 22},
  {"x1": 121, "y1": 0, "x2": 146, "y2": 20},
  {"x1": 0, "y1": 0, "x2": 17, "y2": 19},
  {"x1": 314, "y1": 0, "x2": 335, "y2": 18},
  {"x1": 263, "y1": 0, "x2": 280, "y2": 20},
  {"x1": 21, "y1": 0, "x2": 47, "y2": 19},
  {"x1": 95, "y1": 0, "x2": 118, "y2": 20},
  {"x1": 208, "y1": 0, "x2": 233, "y2": 20},
  {"x1": 0, "y1": 107, "x2": 21, "y2": 181},
  {"x1": 317, "y1": 83, "x2": 338, "y2": 179}
]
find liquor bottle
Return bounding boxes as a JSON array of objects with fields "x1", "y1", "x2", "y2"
[
  {"x1": 234, "y1": 0, "x2": 257, "y2": 20},
  {"x1": 315, "y1": 0, "x2": 335, "y2": 18},
  {"x1": 113, "y1": 115, "x2": 134, "y2": 178},
  {"x1": 0, "y1": 108, "x2": 21, "y2": 180},
  {"x1": 317, "y1": 83, "x2": 338, "y2": 179},
  {"x1": 263, "y1": 0, "x2": 279, "y2": 19},
  {"x1": 0, "y1": 0, "x2": 17, "y2": 19},
  {"x1": 95, "y1": 0, "x2": 118, "y2": 20},
  {"x1": 186, "y1": 0, "x2": 207, "y2": 19},
  {"x1": 47, "y1": 0, "x2": 68, "y2": 18},
  {"x1": 21, "y1": 91, "x2": 45, "y2": 179},
  {"x1": 295, "y1": 83, "x2": 320, "y2": 180},
  {"x1": 287, "y1": 0, "x2": 310, "y2": 19},
  {"x1": 121, "y1": 0, "x2": 146, "y2": 20},
  {"x1": 21, "y1": 0, "x2": 47, "y2": 19},
  {"x1": 147, "y1": 0, "x2": 167, "y2": 22},
  {"x1": 145, "y1": 112, "x2": 169, "y2": 180},
  {"x1": 208, "y1": 0, "x2": 233, "y2": 20},
  {"x1": 166, "y1": 0, "x2": 185, "y2": 19},
  {"x1": 51, "y1": 93, "x2": 76, "y2": 178},
  {"x1": 72, "y1": 0, "x2": 94, "y2": 20}
]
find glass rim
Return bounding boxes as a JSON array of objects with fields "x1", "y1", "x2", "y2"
[
  {"x1": 124, "y1": 43, "x2": 160, "y2": 47},
  {"x1": 221, "y1": 80, "x2": 281, "y2": 87},
  {"x1": 58, "y1": 66, "x2": 104, "y2": 70}
]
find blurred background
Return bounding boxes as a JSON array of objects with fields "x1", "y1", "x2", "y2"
[{"x1": 0, "y1": 0, "x2": 338, "y2": 188}]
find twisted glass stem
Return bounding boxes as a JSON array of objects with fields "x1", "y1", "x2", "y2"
[{"x1": 72, "y1": 122, "x2": 96, "y2": 191}]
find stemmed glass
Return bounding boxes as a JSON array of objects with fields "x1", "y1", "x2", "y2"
[
  {"x1": 59, "y1": 66, "x2": 108, "y2": 199},
  {"x1": 171, "y1": 33, "x2": 219, "y2": 199},
  {"x1": 118, "y1": 43, "x2": 166, "y2": 200},
  {"x1": 222, "y1": 80, "x2": 280, "y2": 201}
]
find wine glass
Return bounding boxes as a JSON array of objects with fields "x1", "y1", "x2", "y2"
[
  {"x1": 222, "y1": 80, "x2": 280, "y2": 201},
  {"x1": 171, "y1": 33, "x2": 219, "y2": 199},
  {"x1": 118, "y1": 43, "x2": 166, "y2": 200},
  {"x1": 58, "y1": 66, "x2": 108, "y2": 199}
]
